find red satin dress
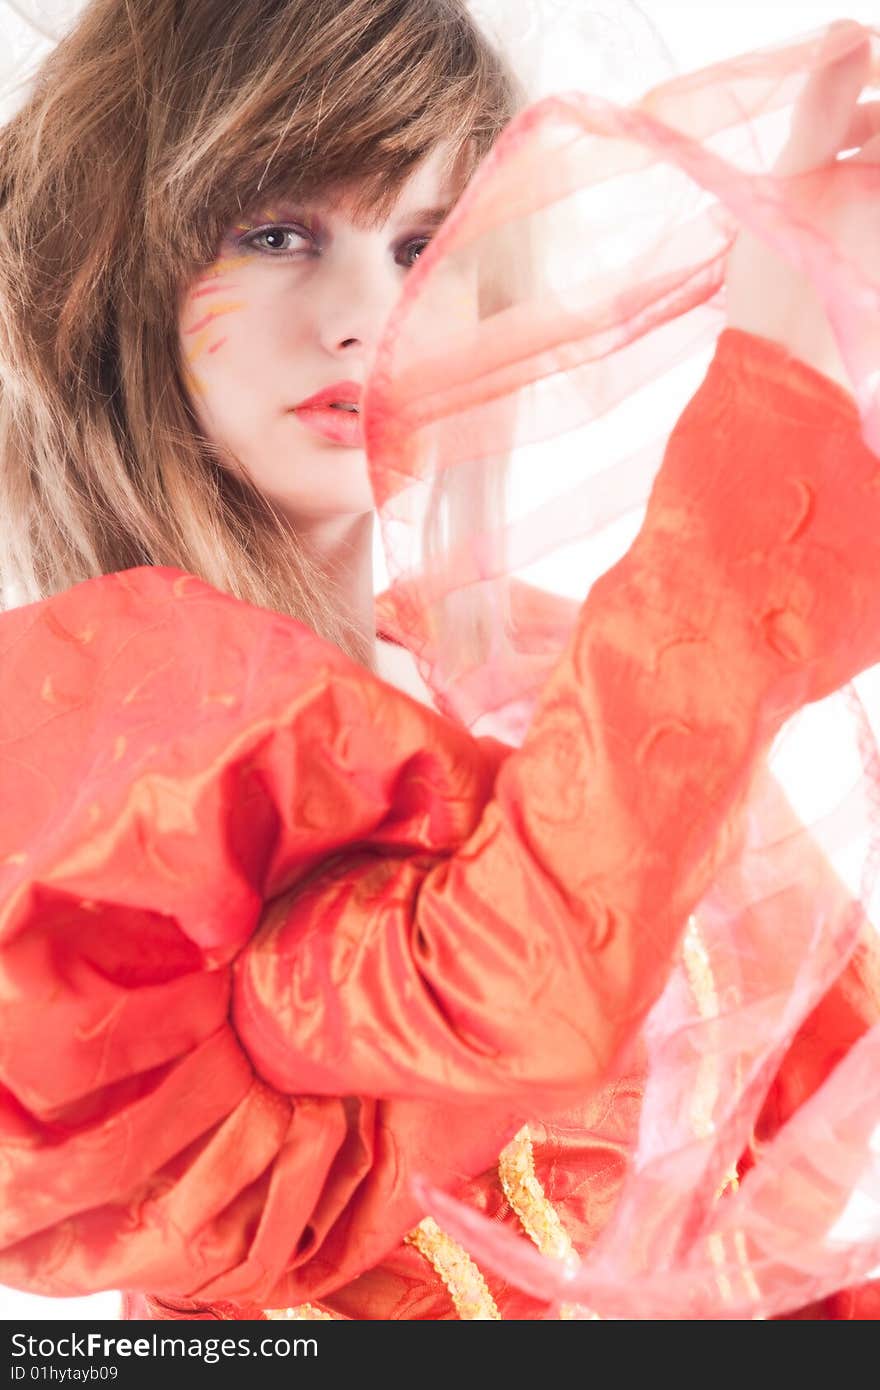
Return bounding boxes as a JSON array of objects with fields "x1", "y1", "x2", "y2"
[{"x1": 1, "y1": 329, "x2": 879, "y2": 1320}]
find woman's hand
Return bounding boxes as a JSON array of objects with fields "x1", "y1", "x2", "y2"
[{"x1": 724, "y1": 20, "x2": 880, "y2": 397}]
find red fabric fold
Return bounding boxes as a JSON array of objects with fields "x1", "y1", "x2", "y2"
[{"x1": 0, "y1": 328, "x2": 878, "y2": 1318}]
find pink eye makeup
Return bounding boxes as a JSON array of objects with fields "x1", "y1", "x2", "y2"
[
  {"x1": 228, "y1": 204, "x2": 312, "y2": 251},
  {"x1": 230, "y1": 205, "x2": 319, "y2": 258}
]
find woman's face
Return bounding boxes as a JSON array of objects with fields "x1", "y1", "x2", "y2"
[{"x1": 177, "y1": 144, "x2": 471, "y2": 531}]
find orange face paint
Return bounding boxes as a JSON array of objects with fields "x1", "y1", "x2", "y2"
[{"x1": 180, "y1": 252, "x2": 250, "y2": 392}]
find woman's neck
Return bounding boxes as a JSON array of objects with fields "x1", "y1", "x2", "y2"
[
  {"x1": 290, "y1": 511, "x2": 437, "y2": 710},
  {"x1": 294, "y1": 510, "x2": 379, "y2": 666}
]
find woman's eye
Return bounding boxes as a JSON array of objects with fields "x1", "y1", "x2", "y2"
[
  {"x1": 243, "y1": 225, "x2": 313, "y2": 256},
  {"x1": 239, "y1": 225, "x2": 432, "y2": 266},
  {"x1": 399, "y1": 237, "x2": 431, "y2": 269}
]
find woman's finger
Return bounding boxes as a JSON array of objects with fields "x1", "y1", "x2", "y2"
[{"x1": 775, "y1": 19, "x2": 871, "y2": 175}]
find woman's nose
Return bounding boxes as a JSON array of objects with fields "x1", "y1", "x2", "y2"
[{"x1": 315, "y1": 261, "x2": 402, "y2": 359}]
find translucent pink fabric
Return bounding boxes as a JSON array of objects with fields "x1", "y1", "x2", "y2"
[{"x1": 365, "y1": 20, "x2": 880, "y2": 1318}]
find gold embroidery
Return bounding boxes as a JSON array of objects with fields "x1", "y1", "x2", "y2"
[
  {"x1": 707, "y1": 1231, "x2": 735, "y2": 1306},
  {"x1": 260, "y1": 918, "x2": 760, "y2": 1322},
  {"x1": 403, "y1": 1215, "x2": 502, "y2": 1319},
  {"x1": 498, "y1": 1125, "x2": 574, "y2": 1262},
  {"x1": 684, "y1": 916, "x2": 765, "y2": 1310},
  {"x1": 682, "y1": 915, "x2": 740, "y2": 1197},
  {"x1": 732, "y1": 1228, "x2": 762, "y2": 1304},
  {"x1": 498, "y1": 1123, "x2": 598, "y2": 1320},
  {"x1": 264, "y1": 1303, "x2": 338, "y2": 1320},
  {"x1": 261, "y1": 1126, "x2": 597, "y2": 1320},
  {"x1": 261, "y1": 922, "x2": 729, "y2": 1323},
  {"x1": 705, "y1": 1228, "x2": 763, "y2": 1309}
]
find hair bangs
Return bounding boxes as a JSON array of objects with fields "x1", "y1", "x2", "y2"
[{"x1": 153, "y1": 1, "x2": 522, "y2": 282}]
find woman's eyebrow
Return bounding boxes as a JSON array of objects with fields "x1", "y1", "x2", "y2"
[
  {"x1": 234, "y1": 201, "x2": 455, "y2": 233},
  {"x1": 397, "y1": 205, "x2": 453, "y2": 228}
]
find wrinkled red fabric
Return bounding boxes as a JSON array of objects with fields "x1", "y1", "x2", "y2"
[{"x1": 0, "y1": 328, "x2": 878, "y2": 1321}]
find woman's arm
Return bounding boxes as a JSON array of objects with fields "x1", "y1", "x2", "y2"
[
  {"x1": 1, "y1": 327, "x2": 878, "y2": 1305},
  {"x1": 235, "y1": 326, "x2": 880, "y2": 1103}
]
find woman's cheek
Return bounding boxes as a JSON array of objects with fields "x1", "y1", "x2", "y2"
[{"x1": 179, "y1": 251, "x2": 249, "y2": 400}]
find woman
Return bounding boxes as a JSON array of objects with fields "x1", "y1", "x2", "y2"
[{"x1": 0, "y1": 0, "x2": 879, "y2": 1319}]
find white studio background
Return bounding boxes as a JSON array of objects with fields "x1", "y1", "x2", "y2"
[{"x1": 2, "y1": 0, "x2": 879, "y2": 1323}]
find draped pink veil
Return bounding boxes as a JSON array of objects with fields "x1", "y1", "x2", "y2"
[
  {"x1": 365, "y1": 8, "x2": 880, "y2": 1318},
  {"x1": 4, "y1": 0, "x2": 880, "y2": 1320}
]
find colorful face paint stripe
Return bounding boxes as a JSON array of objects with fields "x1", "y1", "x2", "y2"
[
  {"x1": 190, "y1": 282, "x2": 242, "y2": 300},
  {"x1": 198, "y1": 252, "x2": 250, "y2": 281},
  {"x1": 186, "y1": 329, "x2": 217, "y2": 365},
  {"x1": 180, "y1": 359, "x2": 206, "y2": 399},
  {"x1": 183, "y1": 299, "x2": 246, "y2": 337},
  {"x1": 231, "y1": 206, "x2": 288, "y2": 239}
]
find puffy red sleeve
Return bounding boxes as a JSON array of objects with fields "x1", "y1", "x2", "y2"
[{"x1": 1, "y1": 327, "x2": 878, "y2": 1308}]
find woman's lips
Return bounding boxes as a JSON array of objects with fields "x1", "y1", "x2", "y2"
[{"x1": 292, "y1": 405, "x2": 364, "y2": 447}]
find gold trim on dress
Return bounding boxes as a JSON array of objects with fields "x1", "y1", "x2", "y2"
[
  {"x1": 683, "y1": 914, "x2": 765, "y2": 1310},
  {"x1": 404, "y1": 1214, "x2": 502, "y2": 1319},
  {"x1": 260, "y1": 916, "x2": 763, "y2": 1321},
  {"x1": 498, "y1": 1123, "x2": 598, "y2": 1320},
  {"x1": 497, "y1": 1124, "x2": 575, "y2": 1263},
  {"x1": 682, "y1": 914, "x2": 741, "y2": 1198},
  {"x1": 264, "y1": 1302, "x2": 338, "y2": 1320}
]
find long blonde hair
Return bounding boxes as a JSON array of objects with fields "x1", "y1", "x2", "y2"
[{"x1": 0, "y1": 0, "x2": 525, "y2": 666}]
